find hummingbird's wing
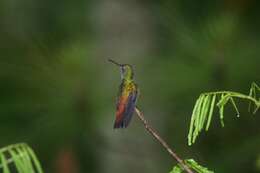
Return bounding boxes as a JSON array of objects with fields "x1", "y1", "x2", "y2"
[
  {"x1": 122, "y1": 89, "x2": 138, "y2": 127},
  {"x1": 114, "y1": 84, "x2": 138, "y2": 128}
]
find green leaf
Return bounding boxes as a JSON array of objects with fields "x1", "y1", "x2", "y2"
[
  {"x1": 9, "y1": 148, "x2": 26, "y2": 173},
  {"x1": 200, "y1": 94, "x2": 211, "y2": 130},
  {"x1": 25, "y1": 144, "x2": 44, "y2": 173},
  {"x1": 192, "y1": 95, "x2": 205, "y2": 143},
  {"x1": 0, "y1": 153, "x2": 10, "y2": 173},
  {"x1": 206, "y1": 94, "x2": 216, "y2": 131},
  {"x1": 169, "y1": 165, "x2": 183, "y2": 173},
  {"x1": 188, "y1": 82, "x2": 260, "y2": 145},
  {"x1": 219, "y1": 107, "x2": 224, "y2": 127},
  {"x1": 169, "y1": 159, "x2": 214, "y2": 173},
  {"x1": 0, "y1": 143, "x2": 44, "y2": 173},
  {"x1": 188, "y1": 95, "x2": 202, "y2": 145},
  {"x1": 230, "y1": 98, "x2": 240, "y2": 117},
  {"x1": 185, "y1": 159, "x2": 214, "y2": 173}
]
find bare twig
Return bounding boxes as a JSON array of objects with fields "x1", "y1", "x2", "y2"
[{"x1": 135, "y1": 107, "x2": 194, "y2": 173}]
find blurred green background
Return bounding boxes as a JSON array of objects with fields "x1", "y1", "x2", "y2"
[{"x1": 0, "y1": 0, "x2": 260, "y2": 172}]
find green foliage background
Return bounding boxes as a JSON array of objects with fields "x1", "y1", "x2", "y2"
[{"x1": 0, "y1": 0, "x2": 259, "y2": 173}]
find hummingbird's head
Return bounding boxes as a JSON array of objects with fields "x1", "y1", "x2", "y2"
[
  {"x1": 120, "y1": 64, "x2": 134, "y2": 80},
  {"x1": 108, "y1": 59, "x2": 134, "y2": 80}
]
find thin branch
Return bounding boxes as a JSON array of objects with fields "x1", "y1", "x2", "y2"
[{"x1": 134, "y1": 107, "x2": 194, "y2": 173}]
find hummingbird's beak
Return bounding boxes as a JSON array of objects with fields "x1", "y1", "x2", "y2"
[{"x1": 108, "y1": 59, "x2": 122, "y2": 67}]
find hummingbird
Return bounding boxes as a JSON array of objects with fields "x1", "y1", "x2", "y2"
[{"x1": 109, "y1": 59, "x2": 138, "y2": 128}]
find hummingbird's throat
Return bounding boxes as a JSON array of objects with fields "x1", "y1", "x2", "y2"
[{"x1": 121, "y1": 67, "x2": 133, "y2": 80}]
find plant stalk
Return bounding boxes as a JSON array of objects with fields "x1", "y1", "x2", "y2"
[{"x1": 134, "y1": 107, "x2": 194, "y2": 173}]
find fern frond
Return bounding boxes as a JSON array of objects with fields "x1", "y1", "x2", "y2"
[
  {"x1": 188, "y1": 83, "x2": 260, "y2": 145},
  {"x1": 169, "y1": 159, "x2": 214, "y2": 173},
  {"x1": 0, "y1": 143, "x2": 44, "y2": 173}
]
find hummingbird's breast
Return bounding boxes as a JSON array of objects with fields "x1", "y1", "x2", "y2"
[{"x1": 122, "y1": 80, "x2": 137, "y2": 95}]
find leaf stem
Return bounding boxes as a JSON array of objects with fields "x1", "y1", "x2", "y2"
[
  {"x1": 203, "y1": 91, "x2": 259, "y2": 106},
  {"x1": 135, "y1": 107, "x2": 194, "y2": 173}
]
